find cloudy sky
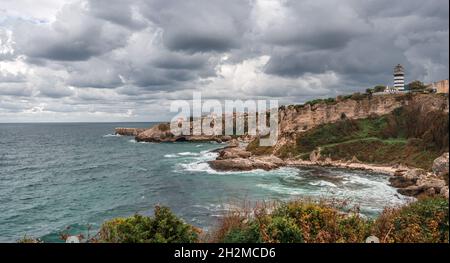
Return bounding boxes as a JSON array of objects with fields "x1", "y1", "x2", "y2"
[{"x1": 0, "y1": 0, "x2": 448, "y2": 122}]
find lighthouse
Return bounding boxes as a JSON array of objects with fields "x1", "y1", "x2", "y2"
[{"x1": 393, "y1": 64, "x2": 405, "y2": 91}]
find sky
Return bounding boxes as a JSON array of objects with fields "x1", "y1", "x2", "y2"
[{"x1": 0, "y1": 0, "x2": 448, "y2": 122}]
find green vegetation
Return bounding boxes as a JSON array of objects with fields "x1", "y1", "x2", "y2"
[
  {"x1": 407, "y1": 80, "x2": 427, "y2": 91},
  {"x1": 273, "y1": 104, "x2": 449, "y2": 170},
  {"x1": 211, "y1": 198, "x2": 449, "y2": 243},
  {"x1": 374, "y1": 197, "x2": 449, "y2": 243},
  {"x1": 17, "y1": 198, "x2": 449, "y2": 243},
  {"x1": 246, "y1": 137, "x2": 274, "y2": 156},
  {"x1": 366, "y1": 85, "x2": 387, "y2": 94},
  {"x1": 93, "y1": 206, "x2": 199, "y2": 243}
]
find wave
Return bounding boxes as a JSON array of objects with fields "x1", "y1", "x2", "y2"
[
  {"x1": 178, "y1": 152, "x2": 200, "y2": 156},
  {"x1": 102, "y1": 134, "x2": 121, "y2": 137},
  {"x1": 164, "y1": 154, "x2": 177, "y2": 158},
  {"x1": 309, "y1": 180, "x2": 337, "y2": 188}
]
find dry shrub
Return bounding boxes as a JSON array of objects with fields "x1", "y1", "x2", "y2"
[{"x1": 373, "y1": 197, "x2": 449, "y2": 243}]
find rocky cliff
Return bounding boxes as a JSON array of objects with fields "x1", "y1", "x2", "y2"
[{"x1": 276, "y1": 93, "x2": 449, "y2": 149}]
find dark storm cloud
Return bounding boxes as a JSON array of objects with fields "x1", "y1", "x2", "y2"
[
  {"x1": 0, "y1": 0, "x2": 448, "y2": 121},
  {"x1": 263, "y1": 0, "x2": 449, "y2": 84},
  {"x1": 13, "y1": 1, "x2": 132, "y2": 62},
  {"x1": 140, "y1": 0, "x2": 250, "y2": 53}
]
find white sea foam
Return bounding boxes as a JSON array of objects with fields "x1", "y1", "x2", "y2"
[
  {"x1": 164, "y1": 154, "x2": 177, "y2": 158},
  {"x1": 178, "y1": 152, "x2": 199, "y2": 156},
  {"x1": 309, "y1": 180, "x2": 337, "y2": 188},
  {"x1": 103, "y1": 134, "x2": 121, "y2": 137}
]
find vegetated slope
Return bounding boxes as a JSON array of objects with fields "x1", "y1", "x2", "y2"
[{"x1": 248, "y1": 102, "x2": 449, "y2": 170}]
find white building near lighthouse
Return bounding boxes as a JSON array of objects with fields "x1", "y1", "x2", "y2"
[{"x1": 393, "y1": 64, "x2": 405, "y2": 91}]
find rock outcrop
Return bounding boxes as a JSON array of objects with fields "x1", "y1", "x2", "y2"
[
  {"x1": 209, "y1": 156, "x2": 285, "y2": 171},
  {"x1": 432, "y1": 152, "x2": 449, "y2": 177},
  {"x1": 276, "y1": 93, "x2": 449, "y2": 150},
  {"x1": 134, "y1": 123, "x2": 233, "y2": 143},
  {"x1": 217, "y1": 147, "x2": 252, "y2": 160},
  {"x1": 392, "y1": 156, "x2": 448, "y2": 199},
  {"x1": 115, "y1": 128, "x2": 146, "y2": 136}
]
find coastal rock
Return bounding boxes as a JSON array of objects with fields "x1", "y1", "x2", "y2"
[
  {"x1": 389, "y1": 176, "x2": 417, "y2": 188},
  {"x1": 394, "y1": 168, "x2": 447, "y2": 198},
  {"x1": 134, "y1": 123, "x2": 232, "y2": 143},
  {"x1": 208, "y1": 156, "x2": 284, "y2": 171},
  {"x1": 208, "y1": 158, "x2": 256, "y2": 171},
  {"x1": 217, "y1": 147, "x2": 252, "y2": 160},
  {"x1": 432, "y1": 152, "x2": 449, "y2": 177},
  {"x1": 404, "y1": 169, "x2": 427, "y2": 180},
  {"x1": 115, "y1": 128, "x2": 146, "y2": 136},
  {"x1": 397, "y1": 185, "x2": 424, "y2": 197}
]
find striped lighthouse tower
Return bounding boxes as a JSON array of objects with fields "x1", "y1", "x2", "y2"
[{"x1": 393, "y1": 64, "x2": 405, "y2": 91}]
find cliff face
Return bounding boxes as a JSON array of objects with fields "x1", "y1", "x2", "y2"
[{"x1": 278, "y1": 93, "x2": 448, "y2": 139}]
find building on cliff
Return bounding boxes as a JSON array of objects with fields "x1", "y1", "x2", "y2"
[{"x1": 427, "y1": 79, "x2": 449, "y2": 94}]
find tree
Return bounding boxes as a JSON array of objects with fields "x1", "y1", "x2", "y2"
[
  {"x1": 373, "y1": 85, "x2": 386, "y2": 93},
  {"x1": 407, "y1": 80, "x2": 426, "y2": 91}
]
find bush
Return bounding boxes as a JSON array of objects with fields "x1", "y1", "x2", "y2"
[
  {"x1": 212, "y1": 200, "x2": 372, "y2": 243},
  {"x1": 221, "y1": 222, "x2": 262, "y2": 243},
  {"x1": 374, "y1": 197, "x2": 449, "y2": 243},
  {"x1": 265, "y1": 217, "x2": 303, "y2": 243},
  {"x1": 213, "y1": 198, "x2": 449, "y2": 243},
  {"x1": 96, "y1": 206, "x2": 199, "y2": 243}
]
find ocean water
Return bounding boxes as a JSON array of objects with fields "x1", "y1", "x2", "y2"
[{"x1": 0, "y1": 123, "x2": 413, "y2": 242}]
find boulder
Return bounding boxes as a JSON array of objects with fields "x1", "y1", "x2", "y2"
[
  {"x1": 217, "y1": 147, "x2": 252, "y2": 160},
  {"x1": 404, "y1": 168, "x2": 427, "y2": 180},
  {"x1": 208, "y1": 156, "x2": 284, "y2": 171},
  {"x1": 397, "y1": 185, "x2": 424, "y2": 197},
  {"x1": 208, "y1": 158, "x2": 256, "y2": 171},
  {"x1": 389, "y1": 176, "x2": 417, "y2": 188},
  {"x1": 432, "y1": 152, "x2": 449, "y2": 177}
]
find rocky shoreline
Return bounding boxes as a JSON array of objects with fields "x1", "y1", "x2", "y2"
[
  {"x1": 208, "y1": 140, "x2": 449, "y2": 199},
  {"x1": 115, "y1": 123, "x2": 449, "y2": 200}
]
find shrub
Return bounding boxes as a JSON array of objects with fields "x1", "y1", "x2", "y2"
[
  {"x1": 374, "y1": 197, "x2": 449, "y2": 243},
  {"x1": 212, "y1": 200, "x2": 372, "y2": 243},
  {"x1": 96, "y1": 206, "x2": 199, "y2": 243},
  {"x1": 221, "y1": 222, "x2": 262, "y2": 243},
  {"x1": 265, "y1": 217, "x2": 303, "y2": 243},
  {"x1": 212, "y1": 198, "x2": 449, "y2": 243}
]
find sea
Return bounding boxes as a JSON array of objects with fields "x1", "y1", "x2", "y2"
[{"x1": 0, "y1": 123, "x2": 413, "y2": 242}]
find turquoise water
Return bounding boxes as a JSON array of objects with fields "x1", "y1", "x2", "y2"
[{"x1": 0, "y1": 123, "x2": 412, "y2": 242}]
